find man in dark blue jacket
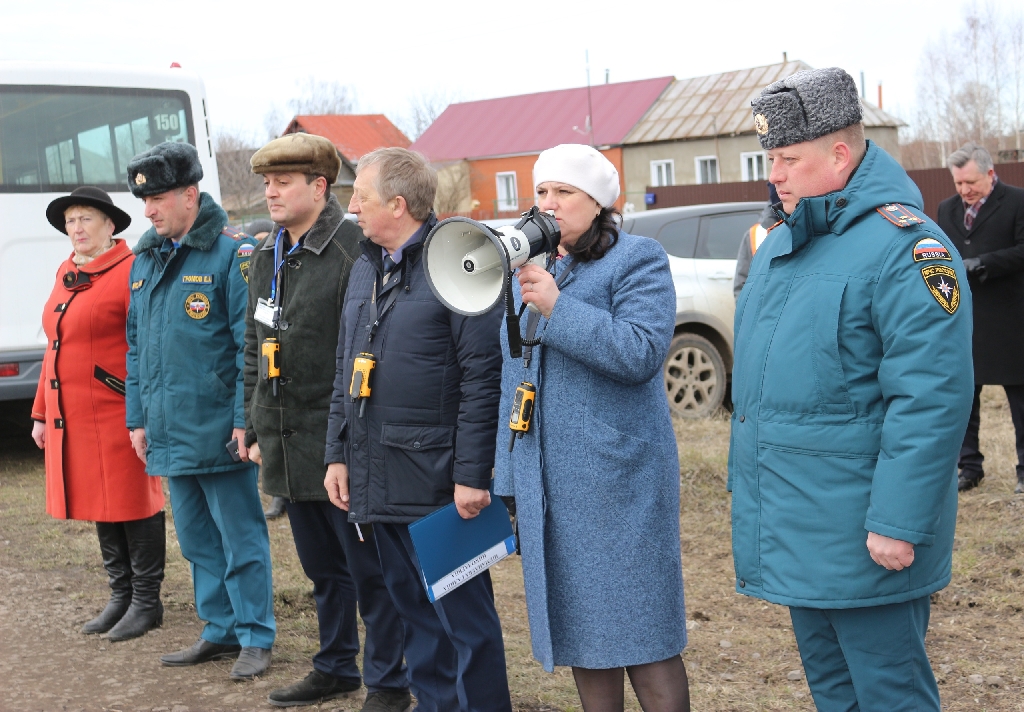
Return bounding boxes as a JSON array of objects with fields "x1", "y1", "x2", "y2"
[
  {"x1": 125, "y1": 142, "x2": 275, "y2": 679},
  {"x1": 324, "y1": 148, "x2": 511, "y2": 712}
]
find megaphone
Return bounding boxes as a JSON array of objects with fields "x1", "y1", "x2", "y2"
[{"x1": 423, "y1": 206, "x2": 560, "y2": 358}]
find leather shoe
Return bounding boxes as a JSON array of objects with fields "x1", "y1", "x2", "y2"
[
  {"x1": 230, "y1": 646, "x2": 272, "y2": 679},
  {"x1": 264, "y1": 496, "x2": 287, "y2": 519},
  {"x1": 160, "y1": 639, "x2": 241, "y2": 666},
  {"x1": 361, "y1": 689, "x2": 414, "y2": 712},
  {"x1": 268, "y1": 669, "x2": 360, "y2": 707},
  {"x1": 958, "y1": 471, "x2": 984, "y2": 492}
]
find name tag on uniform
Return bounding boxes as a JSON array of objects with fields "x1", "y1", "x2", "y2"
[
  {"x1": 182, "y1": 274, "x2": 214, "y2": 285},
  {"x1": 254, "y1": 297, "x2": 280, "y2": 328}
]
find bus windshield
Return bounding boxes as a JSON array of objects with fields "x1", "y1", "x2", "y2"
[{"x1": 0, "y1": 86, "x2": 193, "y2": 192}]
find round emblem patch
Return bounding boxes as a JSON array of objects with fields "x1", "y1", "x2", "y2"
[
  {"x1": 185, "y1": 292, "x2": 211, "y2": 319},
  {"x1": 754, "y1": 113, "x2": 769, "y2": 135}
]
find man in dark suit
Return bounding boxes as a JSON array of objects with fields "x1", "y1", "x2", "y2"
[{"x1": 938, "y1": 142, "x2": 1024, "y2": 494}]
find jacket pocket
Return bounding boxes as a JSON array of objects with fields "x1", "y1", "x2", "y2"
[
  {"x1": 94, "y1": 366, "x2": 126, "y2": 397},
  {"x1": 203, "y1": 371, "x2": 232, "y2": 399},
  {"x1": 381, "y1": 423, "x2": 455, "y2": 506},
  {"x1": 810, "y1": 278, "x2": 853, "y2": 414}
]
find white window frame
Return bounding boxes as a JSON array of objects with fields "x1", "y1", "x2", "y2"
[
  {"x1": 694, "y1": 155, "x2": 719, "y2": 185},
  {"x1": 496, "y1": 171, "x2": 518, "y2": 211},
  {"x1": 650, "y1": 159, "x2": 675, "y2": 187},
  {"x1": 740, "y1": 151, "x2": 767, "y2": 182}
]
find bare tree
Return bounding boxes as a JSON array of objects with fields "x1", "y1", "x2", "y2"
[
  {"x1": 909, "y1": 2, "x2": 1024, "y2": 166},
  {"x1": 215, "y1": 132, "x2": 264, "y2": 217},
  {"x1": 289, "y1": 77, "x2": 356, "y2": 116},
  {"x1": 402, "y1": 89, "x2": 462, "y2": 140},
  {"x1": 434, "y1": 161, "x2": 471, "y2": 215}
]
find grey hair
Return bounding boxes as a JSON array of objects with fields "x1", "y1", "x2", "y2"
[
  {"x1": 356, "y1": 147, "x2": 437, "y2": 221},
  {"x1": 947, "y1": 142, "x2": 994, "y2": 172}
]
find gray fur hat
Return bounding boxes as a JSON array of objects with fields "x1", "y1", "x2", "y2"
[
  {"x1": 751, "y1": 67, "x2": 862, "y2": 150},
  {"x1": 126, "y1": 141, "x2": 204, "y2": 198}
]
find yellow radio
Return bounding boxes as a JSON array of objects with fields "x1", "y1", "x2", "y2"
[
  {"x1": 260, "y1": 338, "x2": 281, "y2": 396},
  {"x1": 350, "y1": 352, "x2": 376, "y2": 417},
  {"x1": 508, "y1": 382, "x2": 536, "y2": 451}
]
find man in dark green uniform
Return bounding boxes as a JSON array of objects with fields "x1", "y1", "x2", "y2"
[{"x1": 244, "y1": 134, "x2": 410, "y2": 711}]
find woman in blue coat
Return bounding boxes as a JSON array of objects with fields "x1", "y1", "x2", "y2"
[{"x1": 494, "y1": 144, "x2": 689, "y2": 711}]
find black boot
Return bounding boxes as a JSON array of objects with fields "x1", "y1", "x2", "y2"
[
  {"x1": 107, "y1": 511, "x2": 166, "y2": 642},
  {"x1": 83, "y1": 522, "x2": 133, "y2": 634},
  {"x1": 264, "y1": 496, "x2": 287, "y2": 519}
]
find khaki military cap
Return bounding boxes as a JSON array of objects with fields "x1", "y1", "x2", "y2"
[{"x1": 251, "y1": 133, "x2": 341, "y2": 184}]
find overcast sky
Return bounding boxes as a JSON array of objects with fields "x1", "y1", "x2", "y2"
[{"x1": 3, "y1": 0, "x2": 1020, "y2": 142}]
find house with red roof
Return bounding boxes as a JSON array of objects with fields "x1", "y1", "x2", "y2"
[
  {"x1": 409, "y1": 77, "x2": 673, "y2": 218},
  {"x1": 283, "y1": 114, "x2": 411, "y2": 206}
]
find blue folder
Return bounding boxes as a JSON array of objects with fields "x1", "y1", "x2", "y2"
[{"x1": 408, "y1": 494, "x2": 516, "y2": 603}]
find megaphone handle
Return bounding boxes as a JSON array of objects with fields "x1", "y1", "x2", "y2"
[{"x1": 504, "y1": 278, "x2": 523, "y2": 358}]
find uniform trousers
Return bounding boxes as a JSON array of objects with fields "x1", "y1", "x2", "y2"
[
  {"x1": 789, "y1": 596, "x2": 939, "y2": 712},
  {"x1": 959, "y1": 384, "x2": 1024, "y2": 477},
  {"x1": 285, "y1": 501, "x2": 407, "y2": 691},
  {"x1": 166, "y1": 466, "x2": 276, "y2": 649},
  {"x1": 373, "y1": 522, "x2": 512, "y2": 712}
]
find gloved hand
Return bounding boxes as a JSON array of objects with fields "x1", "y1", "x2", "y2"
[{"x1": 962, "y1": 257, "x2": 987, "y2": 282}]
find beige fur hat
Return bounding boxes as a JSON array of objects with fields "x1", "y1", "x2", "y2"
[{"x1": 251, "y1": 133, "x2": 341, "y2": 184}]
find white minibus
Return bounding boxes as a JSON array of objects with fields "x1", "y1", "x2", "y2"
[{"x1": 0, "y1": 62, "x2": 221, "y2": 401}]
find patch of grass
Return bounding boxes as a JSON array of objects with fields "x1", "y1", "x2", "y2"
[{"x1": 1, "y1": 386, "x2": 1022, "y2": 710}]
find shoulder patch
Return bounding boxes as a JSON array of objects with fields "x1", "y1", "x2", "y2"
[
  {"x1": 131, "y1": 279, "x2": 145, "y2": 291},
  {"x1": 239, "y1": 260, "x2": 250, "y2": 284},
  {"x1": 237, "y1": 243, "x2": 255, "y2": 258},
  {"x1": 221, "y1": 225, "x2": 250, "y2": 241},
  {"x1": 921, "y1": 265, "x2": 960, "y2": 314},
  {"x1": 913, "y1": 237, "x2": 952, "y2": 262},
  {"x1": 877, "y1": 203, "x2": 925, "y2": 228}
]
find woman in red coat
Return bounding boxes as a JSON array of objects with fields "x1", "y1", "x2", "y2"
[{"x1": 31, "y1": 186, "x2": 166, "y2": 642}]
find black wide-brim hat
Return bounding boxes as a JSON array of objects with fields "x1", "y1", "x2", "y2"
[{"x1": 46, "y1": 186, "x2": 132, "y2": 236}]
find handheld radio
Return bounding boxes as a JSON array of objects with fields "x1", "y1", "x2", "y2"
[
  {"x1": 508, "y1": 382, "x2": 536, "y2": 451},
  {"x1": 260, "y1": 338, "x2": 281, "y2": 396},
  {"x1": 350, "y1": 352, "x2": 376, "y2": 417}
]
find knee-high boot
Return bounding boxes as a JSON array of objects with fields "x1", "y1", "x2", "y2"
[
  {"x1": 107, "y1": 511, "x2": 166, "y2": 642},
  {"x1": 82, "y1": 522, "x2": 133, "y2": 634}
]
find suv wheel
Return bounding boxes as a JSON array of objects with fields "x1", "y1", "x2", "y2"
[{"x1": 664, "y1": 334, "x2": 726, "y2": 418}]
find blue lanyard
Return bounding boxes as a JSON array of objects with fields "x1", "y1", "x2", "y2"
[{"x1": 269, "y1": 228, "x2": 301, "y2": 303}]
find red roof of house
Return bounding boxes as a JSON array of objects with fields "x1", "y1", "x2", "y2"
[
  {"x1": 286, "y1": 114, "x2": 411, "y2": 162},
  {"x1": 410, "y1": 77, "x2": 673, "y2": 162}
]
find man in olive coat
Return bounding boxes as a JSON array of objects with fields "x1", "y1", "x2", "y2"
[
  {"x1": 938, "y1": 142, "x2": 1024, "y2": 494},
  {"x1": 243, "y1": 134, "x2": 410, "y2": 711}
]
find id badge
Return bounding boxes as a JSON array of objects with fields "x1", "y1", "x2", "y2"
[{"x1": 254, "y1": 298, "x2": 280, "y2": 328}]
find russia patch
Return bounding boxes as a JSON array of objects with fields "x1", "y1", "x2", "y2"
[
  {"x1": 921, "y1": 265, "x2": 960, "y2": 315},
  {"x1": 913, "y1": 237, "x2": 952, "y2": 262},
  {"x1": 237, "y1": 244, "x2": 255, "y2": 258}
]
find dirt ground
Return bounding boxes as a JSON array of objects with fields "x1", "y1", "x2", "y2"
[{"x1": 0, "y1": 388, "x2": 1022, "y2": 711}]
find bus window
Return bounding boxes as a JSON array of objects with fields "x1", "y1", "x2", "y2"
[{"x1": 0, "y1": 86, "x2": 193, "y2": 192}]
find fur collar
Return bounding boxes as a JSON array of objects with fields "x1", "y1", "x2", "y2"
[{"x1": 133, "y1": 193, "x2": 229, "y2": 254}]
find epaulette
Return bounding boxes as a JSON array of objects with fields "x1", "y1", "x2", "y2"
[
  {"x1": 221, "y1": 225, "x2": 251, "y2": 241},
  {"x1": 876, "y1": 204, "x2": 925, "y2": 228}
]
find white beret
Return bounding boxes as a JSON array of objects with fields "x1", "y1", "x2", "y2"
[{"x1": 533, "y1": 144, "x2": 620, "y2": 209}]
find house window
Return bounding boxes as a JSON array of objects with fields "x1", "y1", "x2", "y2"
[
  {"x1": 650, "y1": 159, "x2": 674, "y2": 187},
  {"x1": 695, "y1": 156, "x2": 719, "y2": 185},
  {"x1": 741, "y1": 151, "x2": 767, "y2": 182},
  {"x1": 496, "y1": 172, "x2": 518, "y2": 211}
]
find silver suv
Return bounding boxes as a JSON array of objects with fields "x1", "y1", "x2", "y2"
[{"x1": 622, "y1": 202, "x2": 767, "y2": 418}]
